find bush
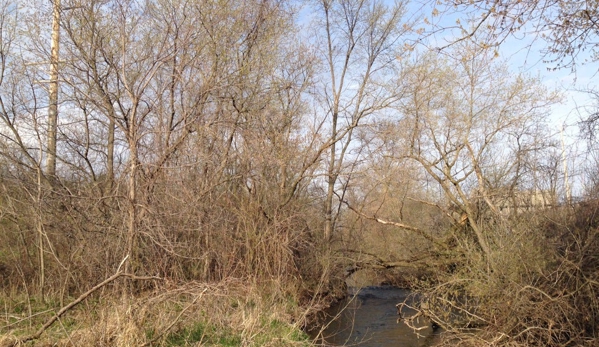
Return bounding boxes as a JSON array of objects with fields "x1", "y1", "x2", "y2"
[{"x1": 407, "y1": 203, "x2": 599, "y2": 346}]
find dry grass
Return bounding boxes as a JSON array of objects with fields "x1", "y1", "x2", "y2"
[{"x1": 1, "y1": 278, "x2": 315, "y2": 347}]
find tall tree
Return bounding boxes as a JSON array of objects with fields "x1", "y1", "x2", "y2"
[{"x1": 311, "y1": 0, "x2": 410, "y2": 244}]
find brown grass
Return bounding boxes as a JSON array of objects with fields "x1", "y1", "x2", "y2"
[{"x1": 2, "y1": 277, "x2": 316, "y2": 347}]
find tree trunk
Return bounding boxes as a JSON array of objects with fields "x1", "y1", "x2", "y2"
[
  {"x1": 324, "y1": 111, "x2": 337, "y2": 244},
  {"x1": 106, "y1": 117, "x2": 115, "y2": 187},
  {"x1": 45, "y1": 0, "x2": 60, "y2": 178}
]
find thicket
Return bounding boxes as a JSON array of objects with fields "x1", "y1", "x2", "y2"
[
  {"x1": 0, "y1": 0, "x2": 334, "y2": 345},
  {"x1": 1, "y1": 0, "x2": 599, "y2": 346},
  {"x1": 391, "y1": 201, "x2": 599, "y2": 347}
]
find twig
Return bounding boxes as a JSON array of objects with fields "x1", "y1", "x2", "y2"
[
  {"x1": 117, "y1": 254, "x2": 129, "y2": 273},
  {"x1": 1, "y1": 309, "x2": 54, "y2": 329}
]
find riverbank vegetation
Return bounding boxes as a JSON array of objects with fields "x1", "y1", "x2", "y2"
[
  {"x1": 1, "y1": 0, "x2": 599, "y2": 346},
  {"x1": 1, "y1": 278, "x2": 316, "y2": 346}
]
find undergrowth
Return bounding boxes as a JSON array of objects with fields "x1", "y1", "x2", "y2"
[{"x1": 0, "y1": 278, "x2": 315, "y2": 347}]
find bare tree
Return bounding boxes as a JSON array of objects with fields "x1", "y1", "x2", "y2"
[
  {"x1": 310, "y1": 0, "x2": 411, "y2": 244},
  {"x1": 55, "y1": 0, "x2": 321, "y2": 284},
  {"x1": 395, "y1": 44, "x2": 558, "y2": 263}
]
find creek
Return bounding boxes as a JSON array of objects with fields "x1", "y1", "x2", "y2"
[{"x1": 310, "y1": 286, "x2": 442, "y2": 346}]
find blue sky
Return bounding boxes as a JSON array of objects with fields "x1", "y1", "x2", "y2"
[
  {"x1": 298, "y1": 0, "x2": 595, "y2": 195},
  {"x1": 398, "y1": 0, "x2": 598, "y2": 196},
  {"x1": 404, "y1": 0, "x2": 597, "y2": 130}
]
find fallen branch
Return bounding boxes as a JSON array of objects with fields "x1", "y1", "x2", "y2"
[
  {"x1": 343, "y1": 201, "x2": 439, "y2": 244},
  {"x1": 12, "y1": 272, "x2": 161, "y2": 346},
  {"x1": 397, "y1": 301, "x2": 448, "y2": 334},
  {"x1": 338, "y1": 249, "x2": 431, "y2": 277},
  {"x1": 396, "y1": 302, "x2": 428, "y2": 334}
]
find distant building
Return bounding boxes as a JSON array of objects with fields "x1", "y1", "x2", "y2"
[{"x1": 495, "y1": 189, "x2": 556, "y2": 215}]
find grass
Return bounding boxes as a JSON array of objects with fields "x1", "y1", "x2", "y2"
[
  {"x1": 0, "y1": 278, "x2": 316, "y2": 347},
  {"x1": 163, "y1": 323, "x2": 207, "y2": 346},
  {"x1": 260, "y1": 319, "x2": 311, "y2": 344},
  {"x1": 146, "y1": 322, "x2": 242, "y2": 346}
]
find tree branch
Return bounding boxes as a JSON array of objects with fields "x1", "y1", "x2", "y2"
[{"x1": 344, "y1": 200, "x2": 437, "y2": 244}]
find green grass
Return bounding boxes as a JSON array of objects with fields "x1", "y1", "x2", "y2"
[
  {"x1": 154, "y1": 318, "x2": 310, "y2": 346},
  {"x1": 160, "y1": 322, "x2": 241, "y2": 346},
  {"x1": 253, "y1": 318, "x2": 311, "y2": 346},
  {"x1": 164, "y1": 322, "x2": 207, "y2": 346}
]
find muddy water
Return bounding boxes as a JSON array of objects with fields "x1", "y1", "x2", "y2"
[{"x1": 311, "y1": 286, "x2": 441, "y2": 346}]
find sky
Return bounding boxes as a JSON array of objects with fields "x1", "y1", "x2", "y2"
[
  {"x1": 403, "y1": 0, "x2": 599, "y2": 196},
  {"x1": 404, "y1": 0, "x2": 598, "y2": 125},
  {"x1": 297, "y1": 0, "x2": 597, "y2": 196}
]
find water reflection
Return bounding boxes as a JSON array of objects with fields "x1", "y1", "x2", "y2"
[{"x1": 311, "y1": 286, "x2": 441, "y2": 346}]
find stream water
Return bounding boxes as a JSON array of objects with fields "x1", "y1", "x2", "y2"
[{"x1": 310, "y1": 286, "x2": 442, "y2": 346}]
